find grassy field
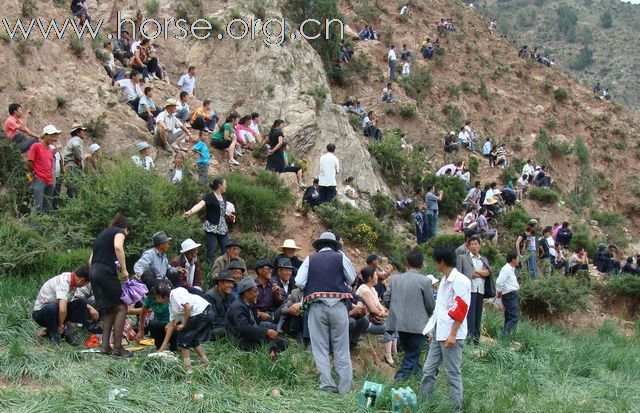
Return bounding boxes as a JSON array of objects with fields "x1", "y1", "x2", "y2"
[{"x1": 1, "y1": 274, "x2": 640, "y2": 413}]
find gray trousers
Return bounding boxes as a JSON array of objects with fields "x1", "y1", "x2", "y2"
[
  {"x1": 419, "y1": 338, "x2": 464, "y2": 411},
  {"x1": 197, "y1": 163, "x2": 209, "y2": 187},
  {"x1": 308, "y1": 301, "x2": 352, "y2": 395},
  {"x1": 32, "y1": 178, "x2": 54, "y2": 214}
]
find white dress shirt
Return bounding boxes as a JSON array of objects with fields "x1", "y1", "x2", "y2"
[
  {"x1": 318, "y1": 152, "x2": 340, "y2": 187},
  {"x1": 496, "y1": 263, "x2": 519, "y2": 294},
  {"x1": 423, "y1": 268, "x2": 471, "y2": 341}
]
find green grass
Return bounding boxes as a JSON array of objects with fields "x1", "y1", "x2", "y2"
[{"x1": 2, "y1": 271, "x2": 640, "y2": 412}]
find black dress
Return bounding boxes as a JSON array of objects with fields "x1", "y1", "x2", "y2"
[
  {"x1": 89, "y1": 226, "x2": 125, "y2": 311},
  {"x1": 265, "y1": 129, "x2": 285, "y2": 172}
]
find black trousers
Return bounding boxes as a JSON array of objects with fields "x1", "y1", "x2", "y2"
[
  {"x1": 148, "y1": 319, "x2": 177, "y2": 351},
  {"x1": 33, "y1": 299, "x2": 87, "y2": 333}
]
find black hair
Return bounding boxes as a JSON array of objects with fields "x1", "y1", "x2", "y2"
[
  {"x1": 360, "y1": 266, "x2": 376, "y2": 283},
  {"x1": 179, "y1": 91, "x2": 189, "y2": 99},
  {"x1": 479, "y1": 207, "x2": 487, "y2": 215},
  {"x1": 627, "y1": 256, "x2": 634, "y2": 264},
  {"x1": 467, "y1": 235, "x2": 481, "y2": 245},
  {"x1": 562, "y1": 222, "x2": 570, "y2": 228},
  {"x1": 426, "y1": 185, "x2": 434, "y2": 192},
  {"x1": 202, "y1": 99, "x2": 211, "y2": 107},
  {"x1": 8, "y1": 103, "x2": 21, "y2": 115},
  {"x1": 251, "y1": 112, "x2": 260, "y2": 119},
  {"x1": 345, "y1": 176, "x2": 355, "y2": 184},
  {"x1": 153, "y1": 281, "x2": 172, "y2": 298},
  {"x1": 433, "y1": 247, "x2": 457, "y2": 268},
  {"x1": 103, "y1": 40, "x2": 112, "y2": 48},
  {"x1": 188, "y1": 65, "x2": 196, "y2": 71},
  {"x1": 75, "y1": 264, "x2": 90, "y2": 279},
  {"x1": 406, "y1": 249, "x2": 424, "y2": 268},
  {"x1": 141, "y1": 269, "x2": 159, "y2": 290},
  {"x1": 463, "y1": 228, "x2": 476, "y2": 240},
  {"x1": 506, "y1": 250, "x2": 518, "y2": 263},
  {"x1": 326, "y1": 143, "x2": 336, "y2": 153},
  {"x1": 490, "y1": 182, "x2": 497, "y2": 189},
  {"x1": 313, "y1": 178, "x2": 319, "y2": 184},
  {"x1": 474, "y1": 180, "x2": 481, "y2": 188},
  {"x1": 144, "y1": 86, "x2": 152, "y2": 95},
  {"x1": 110, "y1": 213, "x2": 131, "y2": 230},
  {"x1": 239, "y1": 115, "x2": 251, "y2": 126},
  {"x1": 209, "y1": 176, "x2": 225, "y2": 191},
  {"x1": 225, "y1": 113, "x2": 239, "y2": 124},
  {"x1": 543, "y1": 226, "x2": 552, "y2": 235}
]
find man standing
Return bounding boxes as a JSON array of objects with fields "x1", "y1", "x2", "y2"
[
  {"x1": 177, "y1": 66, "x2": 197, "y2": 96},
  {"x1": 318, "y1": 144, "x2": 340, "y2": 204},
  {"x1": 63, "y1": 123, "x2": 87, "y2": 198},
  {"x1": 204, "y1": 270, "x2": 237, "y2": 339},
  {"x1": 4, "y1": 103, "x2": 39, "y2": 152},
  {"x1": 383, "y1": 249, "x2": 434, "y2": 381},
  {"x1": 388, "y1": 45, "x2": 397, "y2": 81},
  {"x1": 27, "y1": 125, "x2": 60, "y2": 214},
  {"x1": 134, "y1": 231, "x2": 184, "y2": 280},
  {"x1": 295, "y1": 232, "x2": 356, "y2": 395},
  {"x1": 456, "y1": 235, "x2": 491, "y2": 345},
  {"x1": 424, "y1": 185, "x2": 444, "y2": 239},
  {"x1": 420, "y1": 247, "x2": 471, "y2": 412},
  {"x1": 495, "y1": 251, "x2": 520, "y2": 337}
]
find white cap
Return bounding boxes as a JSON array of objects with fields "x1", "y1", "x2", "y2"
[
  {"x1": 88, "y1": 143, "x2": 101, "y2": 154},
  {"x1": 42, "y1": 124, "x2": 61, "y2": 135},
  {"x1": 136, "y1": 141, "x2": 150, "y2": 151}
]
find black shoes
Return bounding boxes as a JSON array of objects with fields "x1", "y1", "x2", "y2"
[{"x1": 63, "y1": 324, "x2": 79, "y2": 346}]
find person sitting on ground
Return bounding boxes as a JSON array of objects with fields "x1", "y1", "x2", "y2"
[
  {"x1": 554, "y1": 245, "x2": 570, "y2": 275},
  {"x1": 522, "y1": 159, "x2": 535, "y2": 181},
  {"x1": 356, "y1": 267, "x2": 398, "y2": 367},
  {"x1": 600, "y1": 88, "x2": 611, "y2": 101},
  {"x1": 84, "y1": 143, "x2": 101, "y2": 174},
  {"x1": 420, "y1": 38, "x2": 436, "y2": 59},
  {"x1": 568, "y1": 247, "x2": 589, "y2": 275},
  {"x1": 464, "y1": 181, "x2": 482, "y2": 210},
  {"x1": 142, "y1": 42, "x2": 164, "y2": 81},
  {"x1": 444, "y1": 131, "x2": 460, "y2": 154},
  {"x1": 169, "y1": 239, "x2": 204, "y2": 293},
  {"x1": 131, "y1": 141, "x2": 154, "y2": 170},
  {"x1": 273, "y1": 239, "x2": 304, "y2": 274},
  {"x1": 130, "y1": 39, "x2": 151, "y2": 80},
  {"x1": 593, "y1": 82, "x2": 601, "y2": 94},
  {"x1": 212, "y1": 113, "x2": 241, "y2": 166},
  {"x1": 303, "y1": 178, "x2": 321, "y2": 208},
  {"x1": 402, "y1": 58, "x2": 411, "y2": 77},
  {"x1": 595, "y1": 243, "x2": 621, "y2": 275},
  {"x1": 177, "y1": 66, "x2": 197, "y2": 96},
  {"x1": 33, "y1": 264, "x2": 91, "y2": 345},
  {"x1": 400, "y1": 44, "x2": 412, "y2": 61},
  {"x1": 204, "y1": 270, "x2": 237, "y2": 339},
  {"x1": 477, "y1": 208, "x2": 498, "y2": 246},
  {"x1": 437, "y1": 19, "x2": 446, "y2": 33},
  {"x1": 340, "y1": 42, "x2": 354, "y2": 63},
  {"x1": 134, "y1": 231, "x2": 184, "y2": 281},
  {"x1": 136, "y1": 276, "x2": 176, "y2": 352},
  {"x1": 236, "y1": 115, "x2": 257, "y2": 151},
  {"x1": 211, "y1": 239, "x2": 247, "y2": 280},
  {"x1": 533, "y1": 165, "x2": 552, "y2": 187},
  {"x1": 463, "y1": 207, "x2": 479, "y2": 233},
  {"x1": 621, "y1": 257, "x2": 638, "y2": 275},
  {"x1": 176, "y1": 91, "x2": 191, "y2": 123},
  {"x1": 358, "y1": 25, "x2": 376, "y2": 40},
  {"x1": 249, "y1": 112, "x2": 265, "y2": 148},
  {"x1": 99, "y1": 41, "x2": 126, "y2": 84},
  {"x1": 495, "y1": 143, "x2": 508, "y2": 168},
  {"x1": 155, "y1": 98, "x2": 193, "y2": 153},
  {"x1": 363, "y1": 113, "x2": 383, "y2": 140},
  {"x1": 117, "y1": 72, "x2": 144, "y2": 110},
  {"x1": 167, "y1": 152, "x2": 185, "y2": 184},
  {"x1": 518, "y1": 45, "x2": 528, "y2": 58},
  {"x1": 225, "y1": 278, "x2": 289, "y2": 362},
  {"x1": 113, "y1": 29, "x2": 133, "y2": 66},
  {"x1": 517, "y1": 174, "x2": 530, "y2": 197},
  {"x1": 488, "y1": 19, "x2": 497, "y2": 34},
  {"x1": 381, "y1": 83, "x2": 398, "y2": 103},
  {"x1": 191, "y1": 100, "x2": 218, "y2": 137},
  {"x1": 400, "y1": 3, "x2": 410, "y2": 16},
  {"x1": 556, "y1": 222, "x2": 574, "y2": 247},
  {"x1": 344, "y1": 176, "x2": 360, "y2": 208},
  {"x1": 137, "y1": 86, "x2": 161, "y2": 133},
  {"x1": 436, "y1": 162, "x2": 460, "y2": 177},
  {"x1": 445, "y1": 18, "x2": 455, "y2": 30},
  {"x1": 157, "y1": 286, "x2": 214, "y2": 368},
  {"x1": 455, "y1": 167, "x2": 471, "y2": 190},
  {"x1": 71, "y1": 0, "x2": 91, "y2": 24},
  {"x1": 3, "y1": 103, "x2": 39, "y2": 153},
  {"x1": 458, "y1": 126, "x2": 474, "y2": 151}
]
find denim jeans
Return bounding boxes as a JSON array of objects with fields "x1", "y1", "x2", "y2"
[
  {"x1": 205, "y1": 232, "x2": 228, "y2": 265},
  {"x1": 395, "y1": 332, "x2": 424, "y2": 381},
  {"x1": 501, "y1": 291, "x2": 519, "y2": 336},
  {"x1": 389, "y1": 59, "x2": 397, "y2": 81},
  {"x1": 32, "y1": 178, "x2": 54, "y2": 214},
  {"x1": 526, "y1": 252, "x2": 537, "y2": 280},
  {"x1": 425, "y1": 212, "x2": 438, "y2": 239}
]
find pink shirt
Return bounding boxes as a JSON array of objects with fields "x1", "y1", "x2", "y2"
[
  {"x1": 27, "y1": 142, "x2": 54, "y2": 186},
  {"x1": 3, "y1": 115, "x2": 30, "y2": 139}
]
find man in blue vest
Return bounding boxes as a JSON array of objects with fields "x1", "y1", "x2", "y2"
[{"x1": 295, "y1": 232, "x2": 356, "y2": 395}]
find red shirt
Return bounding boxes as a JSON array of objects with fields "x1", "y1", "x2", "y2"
[
  {"x1": 3, "y1": 115, "x2": 30, "y2": 139},
  {"x1": 27, "y1": 142, "x2": 54, "y2": 186}
]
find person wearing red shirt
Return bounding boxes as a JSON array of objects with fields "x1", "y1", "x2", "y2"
[
  {"x1": 27, "y1": 125, "x2": 60, "y2": 213},
  {"x1": 3, "y1": 103, "x2": 39, "y2": 152}
]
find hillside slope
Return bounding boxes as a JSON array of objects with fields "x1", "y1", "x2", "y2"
[{"x1": 477, "y1": 0, "x2": 640, "y2": 112}]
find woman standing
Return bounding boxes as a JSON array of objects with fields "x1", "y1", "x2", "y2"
[
  {"x1": 265, "y1": 119, "x2": 286, "y2": 173},
  {"x1": 183, "y1": 177, "x2": 235, "y2": 265},
  {"x1": 89, "y1": 213, "x2": 133, "y2": 357},
  {"x1": 356, "y1": 267, "x2": 398, "y2": 367}
]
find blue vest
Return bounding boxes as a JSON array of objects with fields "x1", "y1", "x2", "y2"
[{"x1": 303, "y1": 250, "x2": 352, "y2": 303}]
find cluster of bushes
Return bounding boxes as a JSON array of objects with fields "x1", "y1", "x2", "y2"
[
  {"x1": 519, "y1": 275, "x2": 592, "y2": 317},
  {"x1": 529, "y1": 187, "x2": 559, "y2": 204},
  {"x1": 0, "y1": 138, "x2": 30, "y2": 215}
]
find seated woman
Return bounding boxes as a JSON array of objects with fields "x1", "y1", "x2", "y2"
[
  {"x1": 356, "y1": 267, "x2": 398, "y2": 367},
  {"x1": 463, "y1": 208, "x2": 479, "y2": 232},
  {"x1": 344, "y1": 176, "x2": 360, "y2": 207},
  {"x1": 235, "y1": 115, "x2": 257, "y2": 150},
  {"x1": 211, "y1": 113, "x2": 240, "y2": 166}
]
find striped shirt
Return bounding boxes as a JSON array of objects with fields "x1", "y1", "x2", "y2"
[{"x1": 34, "y1": 272, "x2": 75, "y2": 311}]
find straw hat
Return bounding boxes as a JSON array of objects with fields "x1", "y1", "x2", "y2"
[{"x1": 277, "y1": 239, "x2": 301, "y2": 252}]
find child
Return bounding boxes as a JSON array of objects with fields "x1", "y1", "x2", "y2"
[
  {"x1": 192, "y1": 135, "x2": 210, "y2": 187},
  {"x1": 137, "y1": 277, "x2": 176, "y2": 351},
  {"x1": 157, "y1": 286, "x2": 214, "y2": 368},
  {"x1": 168, "y1": 153, "x2": 184, "y2": 184}
]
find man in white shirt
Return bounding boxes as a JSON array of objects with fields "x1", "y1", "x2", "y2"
[
  {"x1": 116, "y1": 72, "x2": 144, "y2": 107},
  {"x1": 177, "y1": 66, "x2": 197, "y2": 96},
  {"x1": 318, "y1": 143, "x2": 340, "y2": 204},
  {"x1": 420, "y1": 247, "x2": 471, "y2": 411},
  {"x1": 388, "y1": 45, "x2": 397, "y2": 81},
  {"x1": 522, "y1": 159, "x2": 535, "y2": 181},
  {"x1": 495, "y1": 251, "x2": 520, "y2": 336},
  {"x1": 154, "y1": 98, "x2": 193, "y2": 152},
  {"x1": 250, "y1": 112, "x2": 264, "y2": 148}
]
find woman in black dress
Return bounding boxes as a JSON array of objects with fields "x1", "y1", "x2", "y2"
[
  {"x1": 265, "y1": 119, "x2": 286, "y2": 173},
  {"x1": 89, "y1": 213, "x2": 133, "y2": 357}
]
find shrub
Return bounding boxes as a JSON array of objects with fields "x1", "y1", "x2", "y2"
[
  {"x1": 548, "y1": 140, "x2": 573, "y2": 156},
  {"x1": 570, "y1": 46, "x2": 594, "y2": 71},
  {"x1": 600, "y1": 11, "x2": 612, "y2": 29},
  {"x1": 264, "y1": 83, "x2": 275, "y2": 94},
  {"x1": 570, "y1": 228, "x2": 597, "y2": 257},
  {"x1": 248, "y1": 0, "x2": 268, "y2": 20},
  {"x1": 529, "y1": 187, "x2": 559, "y2": 204},
  {"x1": 145, "y1": 0, "x2": 160, "y2": 15},
  {"x1": 445, "y1": 83, "x2": 460, "y2": 98},
  {"x1": 591, "y1": 210, "x2": 627, "y2": 228},
  {"x1": 85, "y1": 113, "x2": 109, "y2": 141},
  {"x1": 460, "y1": 81, "x2": 472, "y2": 93},
  {"x1": 398, "y1": 66, "x2": 432, "y2": 106},
  {"x1": 55, "y1": 95, "x2": 67, "y2": 109},
  {"x1": 553, "y1": 88, "x2": 568, "y2": 102},
  {"x1": 21, "y1": 0, "x2": 37, "y2": 18},
  {"x1": 420, "y1": 175, "x2": 466, "y2": 218},
  {"x1": 224, "y1": 172, "x2": 293, "y2": 233},
  {"x1": 519, "y1": 275, "x2": 592, "y2": 317},
  {"x1": 398, "y1": 104, "x2": 417, "y2": 119},
  {"x1": 69, "y1": 37, "x2": 85, "y2": 58},
  {"x1": 534, "y1": 128, "x2": 551, "y2": 165},
  {"x1": 499, "y1": 207, "x2": 531, "y2": 234},
  {"x1": 0, "y1": 137, "x2": 31, "y2": 215},
  {"x1": 370, "y1": 191, "x2": 395, "y2": 220},
  {"x1": 304, "y1": 86, "x2": 328, "y2": 114},
  {"x1": 348, "y1": 54, "x2": 373, "y2": 81},
  {"x1": 235, "y1": 233, "x2": 275, "y2": 273},
  {"x1": 442, "y1": 103, "x2": 464, "y2": 131},
  {"x1": 427, "y1": 233, "x2": 464, "y2": 250},
  {"x1": 367, "y1": 133, "x2": 407, "y2": 185},
  {"x1": 467, "y1": 156, "x2": 479, "y2": 178},
  {"x1": 478, "y1": 79, "x2": 490, "y2": 100},
  {"x1": 348, "y1": 114, "x2": 362, "y2": 132}
]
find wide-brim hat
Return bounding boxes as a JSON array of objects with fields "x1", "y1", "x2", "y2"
[
  {"x1": 225, "y1": 239, "x2": 242, "y2": 249},
  {"x1": 214, "y1": 270, "x2": 236, "y2": 283},
  {"x1": 228, "y1": 260, "x2": 246, "y2": 272},
  {"x1": 42, "y1": 124, "x2": 61, "y2": 135},
  {"x1": 237, "y1": 278, "x2": 258, "y2": 295},
  {"x1": 311, "y1": 232, "x2": 341, "y2": 250},
  {"x1": 152, "y1": 231, "x2": 171, "y2": 245},
  {"x1": 70, "y1": 123, "x2": 87, "y2": 133},
  {"x1": 136, "y1": 141, "x2": 150, "y2": 151},
  {"x1": 277, "y1": 239, "x2": 301, "y2": 252},
  {"x1": 165, "y1": 98, "x2": 178, "y2": 108},
  {"x1": 180, "y1": 238, "x2": 201, "y2": 253},
  {"x1": 485, "y1": 198, "x2": 498, "y2": 205},
  {"x1": 254, "y1": 259, "x2": 274, "y2": 271},
  {"x1": 277, "y1": 258, "x2": 295, "y2": 269}
]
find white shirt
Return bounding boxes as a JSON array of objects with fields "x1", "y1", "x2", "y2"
[
  {"x1": 156, "y1": 110, "x2": 183, "y2": 133},
  {"x1": 168, "y1": 287, "x2": 210, "y2": 321},
  {"x1": 436, "y1": 163, "x2": 457, "y2": 176},
  {"x1": 522, "y1": 163, "x2": 535, "y2": 177},
  {"x1": 458, "y1": 130, "x2": 469, "y2": 143},
  {"x1": 469, "y1": 252, "x2": 485, "y2": 294},
  {"x1": 484, "y1": 188, "x2": 495, "y2": 204},
  {"x1": 116, "y1": 79, "x2": 143, "y2": 102},
  {"x1": 249, "y1": 120, "x2": 261, "y2": 137},
  {"x1": 463, "y1": 212, "x2": 476, "y2": 227},
  {"x1": 177, "y1": 74, "x2": 196, "y2": 95},
  {"x1": 388, "y1": 49, "x2": 397, "y2": 61},
  {"x1": 50, "y1": 145, "x2": 62, "y2": 178},
  {"x1": 171, "y1": 168, "x2": 183, "y2": 184},
  {"x1": 34, "y1": 272, "x2": 75, "y2": 311},
  {"x1": 344, "y1": 185, "x2": 358, "y2": 207},
  {"x1": 402, "y1": 62, "x2": 411, "y2": 76},
  {"x1": 400, "y1": 5, "x2": 408, "y2": 15},
  {"x1": 546, "y1": 236, "x2": 557, "y2": 257},
  {"x1": 130, "y1": 40, "x2": 141, "y2": 53},
  {"x1": 132, "y1": 155, "x2": 154, "y2": 170},
  {"x1": 482, "y1": 141, "x2": 492, "y2": 155},
  {"x1": 496, "y1": 263, "x2": 519, "y2": 294},
  {"x1": 423, "y1": 268, "x2": 471, "y2": 341},
  {"x1": 318, "y1": 152, "x2": 340, "y2": 186}
]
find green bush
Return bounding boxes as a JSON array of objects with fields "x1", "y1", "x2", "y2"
[
  {"x1": 445, "y1": 83, "x2": 460, "y2": 97},
  {"x1": 570, "y1": 228, "x2": 597, "y2": 257},
  {"x1": 570, "y1": 46, "x2": 594, "y2": 71},
  {"x1": 370, "y1": 191, "x2": 395, "y2": 220},
  {"x1": 367, "y1": 133, "x2": 408, "y2": 185},
  {"x1": 553, "y1": 88, "x2": 569, "y2": 102},
  {"x1": 591, "y1": 211, "x2": 627, "y2": 228},
  {"x1": 548, "y1": 140, "x2": 573, "y2": 156},
  {"x1": 600, "y1": 11, "x2": 612, "y2": 29},
  {"x1": 478, "y1": 79, "x2": 490, "y2": 100},
  {"x1": 426, "y1": 233, "x2": 464, "y2": 250},
  {"x1": 420, "y1": 175, "x2": 467, "y2": 218},
  {"x1": 85, "y1": 113, "x2": 109, "y2": 141},
  {"x1": 567, "y1": 137, "x2": 594, "y2": 213},
  {"x1": 468, "y1": 156, "x2": 479, "y2": 178},
  {"x1": 224, "y1": 172, "x2": 293, "y2": 233},
  {"x1": 442, "y1": 103, "x2": 464, "y2": 131},
  {"x1": 348, "y1": 114, "x2": 362, "y2": 132},
  {"x1": 145, "y1": 0, "x2": 160, "y2": 15},
  {"x1": 0, "y1": 137, "x2": 31, "y2": 215},
  {"x1": 529, "y1": 187, "x2": 559, "y2": 204},
  {"x1": 534, "y1": 128, "x2": 552, "y2": 165},
  {"x1": 398, "y1": 104, "x2": 417, "y2": 119},
  {"x1": 398, "y1": 66, "x2": 432, "y2": 106},
  {"x1": 519, "y1": 275, "x2": 592, "y2": 317},
  {"x1": 68, "y1": 37, "x2": 85, "y2": 58},
  {"x1": 601, "y1": 275, "x2": 640, "y2": 300},
  {"x1": 235, "y1": 233, "x2": 275, "y2": 274},
  {"x1": 499, "y1": 206, "x2": 531, "y2": 234},
  {"x1": 348, "y1": 53, "x2": 373, "y2": 81}
]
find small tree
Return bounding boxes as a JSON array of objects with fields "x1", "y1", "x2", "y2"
[
  {"x1": 600, "y1": 11, "x2": 612, "y2": 29},
  {"x1": 570, "y1": 46, "x2": 594, "y2": 71}
]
